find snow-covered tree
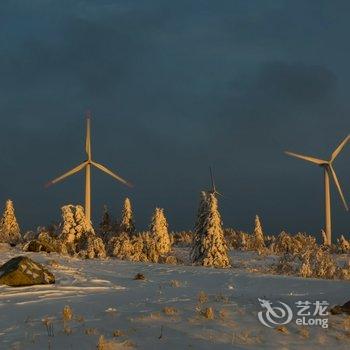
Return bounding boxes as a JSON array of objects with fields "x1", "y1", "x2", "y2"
[
  {"x1": 337, "y1": 235, "x2": 350, "y2": 253},
  {"x1": 194, "y1": 191, "x2": 209, "y2": 233},
  {"x1": 60, "y1": 205, "x2": 92, "y2": 243},
  {"x1": 150, "y1": 207, "x2": 171, "y2": 255},
  {"x1": 321, "y1": 230, "x2": 328, "y2": 246},
  {"x1": 191, "y1": 191, "x2": 209, "y2": 256},
  {"x1": 252, "y1": 215, "x2": 265, "y2": 249},
  {"x1": 190, "y1": 193, "x2": 230, "y2": 268},
  {"x1": 59, "y1": 204, "x2": 106, "y2": 258},
  {"x1": 99, "y1": 205, "x2": 112, "y2": 235},
  {"x1": 0, "y1": 199, "x2": 21, "y2": 245},
  {"x1": 120, "y1": 198, "x2": 135, "y2": 235}
]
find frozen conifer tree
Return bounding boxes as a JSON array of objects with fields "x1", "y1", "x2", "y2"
[
  {"x1": 190, "y1": 193, "x2": 230, "y2": 268},
  {"x1": 191, "y1": 191, "x2": 209, "y2": 259},
  {"x1": 60, "y1": 205, "x2": 75, "y2": 243},
  {"x1": 100, "y1": 205, "x2": 112, "y2": 234},
  {"x1": 253, "y1": 215, "x2": 265, "y2": 249},
  {"x1": 74, "y1": 205, "x2": 93, "y2": 238},
  {"x1": 0, "y1": 199, "x2": 21, "y2": 245},
  {"x1": 337, "y1": 235, "x2": 350, "y2": 253},
  {"x1": 120, "y1": 198, "x2": 135, "y2": 235},
  {"x1": 321, "y1": 230, "x2": 328, "y2": 246},
  {"x1": 60, "y1": 204, "x2": 92, "y2": 243},
  {"x1": 59, "y1": 204, "x2": 104, "y2": 258},
  {"x1": 149, "y1": 207, "x2": 171, "y2": 255},
  {"x1": 194, "y1": 191, "x2": 209, "y2": 233}
]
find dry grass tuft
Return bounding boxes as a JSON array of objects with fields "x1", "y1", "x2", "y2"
[
  {"x1": 163, "y1": 306, "x2": 178, "y2": 316},
  {"x1": 298, "y1": 326, "x2": 309, "y2": 338},
  {"x1": 113, "y1": 330, "x2": 125, "y2": 337},
  {"x1": 42, "y1": 316, "x2": 54, "y2": 337},
  {"x1": 85, "y1": 328, "x2": 98, "y2": 336},
  {"x1": 231, "y1": 330, "x2": 261, "y2": 345},
  {"x1": 75, "y1": 315, "x2": 85, "y2": 323},
  {"x1": 97, "y1": 335, "x2": 135, "y2": 349},
  {"x1": 219, "y1": 308, "x2": 229, "y2": 320},
  {"x1": 172, "y1": 231, "x2": 193, "y2": 246},
  {"x1": 276, "y1": 325, "x2": 289, "y2": 334},
  {"x1": 47, "y1": 259, "x2": 60, "y2": 268},
  {"x1": 342, "y1": 316, "x2": 350, "y2": 331},
  {"x1": 62, "y1": 305, "x2": 73, "y2": 322},
  {"x1": 317, "y1": 333, "x2": 327, "y2": 345},
  {"x1": 198, "y1": 291, "x2": 208, "y2": 304},
  {"x1": 62, "y1": 305, "x2": 73, "y2": 335},
  {"x1": 215, "y1": 293, "x2": 230, "y2": 303},
  {"x1": 169, "y1": 279, "x2": 181, "y2": 288},
  {"x1": 202, "y1": 307, "x2": 214, "y2": 320}
]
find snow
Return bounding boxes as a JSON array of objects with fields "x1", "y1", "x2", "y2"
[{"x1": 0, "y1": 247, "x2": 349, "y2": 349}]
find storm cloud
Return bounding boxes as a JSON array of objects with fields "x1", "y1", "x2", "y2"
[{"x1": 0, "y1": 0, "x2": 349, "y2": 237}]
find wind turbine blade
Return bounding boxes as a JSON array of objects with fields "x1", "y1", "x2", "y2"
[
  {"x1": 86, "y1": 113, "x2": 91, "y2": 159},
  {"x1": 45, "y1": 161, "x2": 87, "y2": 187},
  {"x1": 328, "y1": 165, "x2": 348, "y2": 211},
  {"x1": 331, "y1": 134, "x2": 350, "y2": 161},
  {"x1": 91, "y1": 161, "x2": 133, "y2": 187},
  {"x1": 285, "y1": 151, "x2": 326, "y2": 165}
]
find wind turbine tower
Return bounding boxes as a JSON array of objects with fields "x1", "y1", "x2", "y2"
[
  {"x1": 46, "y1": 112, "x2": 132, "y2": 226},
  {"x1": 285, "y1": 135, "x2": 349, "y2": 245}
]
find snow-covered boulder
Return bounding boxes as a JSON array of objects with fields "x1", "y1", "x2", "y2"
[
  {"x1": 0, "y1": 256, "x2": 55, "y2": 286},
  {"x1": 24, "y1": 231, "x2": 68, "y2": 255}
]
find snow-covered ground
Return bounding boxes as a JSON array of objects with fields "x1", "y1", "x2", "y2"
[{"x1": 0, "y1": 247, "x2": 349, "y2": 349}]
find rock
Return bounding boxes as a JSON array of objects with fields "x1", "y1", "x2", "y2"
[
  {"x1": 330, "y1": 301, "x2": 350, "y2": 315},
  {"x1": 134, "y1": 273, "x2": 145, "y2": 280},
  {"x1": 330, "y1": 305, "x2": 343, "y2": 315},
  {"x1": 0, "y1": 256, "x2": 55, "y2": 286},
  {"x1": 24, "y1": 240, "x2": 55, "y2": 253},
  {"x1": 23, "y1": 233, "x2": 68, "y2": 255},
  {"x1": 341, "y1": 300, "x2": 350, "y2": 314}
]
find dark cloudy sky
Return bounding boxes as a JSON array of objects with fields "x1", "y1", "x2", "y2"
[{"x1": 0, "y1": 1, "x2": 349, "y2": 238}]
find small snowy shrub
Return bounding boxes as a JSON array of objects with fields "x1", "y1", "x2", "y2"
[
  {"x1": 275, "y1": 245, "x2": 349, "y2": 280},
  {"x1": 336, "y1": 235, "x2": 350, "y2": 254},
  {"x1": 251, "y1": 215, "x2": 266, "y2": 252},
  {"x1": 172, "y1": 231, "x2": 193, "y2": 246},
  {"x1": 76, "y1": 231, "x2": 106, "y2": 259},
  {"x1": 149, "y1": 208, "x2": 171, "y2": 255},
  {"x1": 0, "y1": 199, "x2": 21, "y2": 245}
]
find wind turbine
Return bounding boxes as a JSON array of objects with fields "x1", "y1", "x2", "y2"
[
  {"x1": 46, "y1": 112, "x2": 132, "y2": 226},
  {"x1": 208, "y1": 166, "x2": 223, "y2": 197},
  {"x1": 285, "y1": 135, "x2": 350, "y2": 245}
]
